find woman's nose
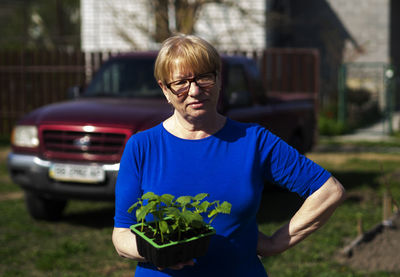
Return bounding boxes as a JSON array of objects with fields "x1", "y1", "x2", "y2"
[{"x1": 188, "y1": 81, "x2": 201, "y2": 96}]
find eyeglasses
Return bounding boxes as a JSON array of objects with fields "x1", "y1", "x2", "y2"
[{"x1": 166, "y1": 72, "x2": 217, "y2": 96}]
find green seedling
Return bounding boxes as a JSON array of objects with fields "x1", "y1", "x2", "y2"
[{"x1": 128, "y1": 192, "x2": 231, "y2": 243}]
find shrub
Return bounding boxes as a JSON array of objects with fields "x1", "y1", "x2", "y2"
[{"x1": 318, "y1": 115, "x2": 348, "y2": 136}]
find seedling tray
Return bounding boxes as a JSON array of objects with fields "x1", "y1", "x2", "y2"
[{"x1": 130, "y1": 222, "x2": 215, "y2": 268}]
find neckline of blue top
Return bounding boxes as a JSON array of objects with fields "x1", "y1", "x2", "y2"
[{"x1": 160, "y1": 117, "x2": 229, "y2": 142}]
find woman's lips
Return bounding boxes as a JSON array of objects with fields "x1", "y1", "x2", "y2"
[{"x1": 188, "y1": 100, "x2": 206, "y2": 109}]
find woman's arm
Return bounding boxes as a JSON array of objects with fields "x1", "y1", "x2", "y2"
[
  {"x1": 257, "y1": 176, "x2": 345, "y2": 257},
  {"x1": 112, "y1": 227, "x2": 195, "y2": 270},
  {"x1": 112, "y1": 227, "x2": 146, "y2": 261}
]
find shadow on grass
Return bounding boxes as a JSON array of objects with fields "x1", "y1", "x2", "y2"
[
  {"x1": 257, "y1": 169, "x2": 382, "y2": 224},
  {"x1": 330, "y1": 170, "x2": 381, "y2": 191},
  {"x1": 63, "y1": 204, "x2": 115, "y2": 228}
]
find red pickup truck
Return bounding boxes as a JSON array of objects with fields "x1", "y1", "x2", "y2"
[{"x1": 7, "y1": 52, "x2": 317, "y2": 220}]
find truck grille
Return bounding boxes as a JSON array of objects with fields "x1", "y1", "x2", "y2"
[{"x1": 42, "y1": 129, "x2": 127, "y2": 162}]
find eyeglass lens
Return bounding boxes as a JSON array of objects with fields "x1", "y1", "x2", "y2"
[{"x1": 169, "y1": 73, "x2": 215, "y2": 95}]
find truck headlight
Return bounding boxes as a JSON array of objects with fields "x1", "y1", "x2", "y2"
[{"x1": 11, "y1": 126, "x2": 39, "y2": 147}]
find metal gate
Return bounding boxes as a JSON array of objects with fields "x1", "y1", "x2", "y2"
[{"x1": 338, "y1": 62, "x2": 396, "y2": 134}]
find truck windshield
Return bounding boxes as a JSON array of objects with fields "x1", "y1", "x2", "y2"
[{"x1": 84, "y1": 58, "x2": 162, "y2": 98}]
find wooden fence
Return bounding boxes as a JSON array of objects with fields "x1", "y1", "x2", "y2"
[
  {"x1": 260, "y1": 48, "x2": 319, "y2": 96},
  {"x1": 0, "y1": 50, "x2": 116, "y2": 136},
  {"x1": 0, "y1": 48, "x2": 319, "y2": 137}
]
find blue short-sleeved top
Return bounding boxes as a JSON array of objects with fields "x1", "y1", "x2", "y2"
[{"x1": 114, "y1": 118, "x2": 331, "y2": 277}]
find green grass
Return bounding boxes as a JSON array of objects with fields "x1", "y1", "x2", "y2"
[
  {"x1": 0, "y1": 147, "x2": 22, "y2": 193},
  {"x1": 1, "y1": 145, "x2": 400, "y2": 276},
  {"x1": 0, "y1": 146, "x2": 135, "y2": 276},
  {"x1": 0, "y1": 197, "x2": 135, "y2": 276},
  {"x1": 0, "y1": 135, "x2": 10, "y2": 147},
  {"x1": 258, "y1": 151, "x2": 400, "y2": 277},
  {"x1": 319, "y1": 136, "x2": 400, "y2": 149}
]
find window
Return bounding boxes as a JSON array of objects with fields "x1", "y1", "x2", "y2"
[{"x1": 85, "y1": 58, "x2": 162, "y2": 98}]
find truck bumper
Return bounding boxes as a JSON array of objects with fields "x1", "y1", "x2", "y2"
[{"x1": 7, "y1": 152, "x2": 119, "y2": 201}]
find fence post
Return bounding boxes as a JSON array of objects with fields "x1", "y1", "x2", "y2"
[{"x1": 384, "y1": 65, "x2": 395, "y2": 134}]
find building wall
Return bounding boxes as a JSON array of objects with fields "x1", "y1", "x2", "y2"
[
  {"x1": 81, "y1": 0, "x2": 266, "y2": 52},
  {"x1": 266, "y1": 0, "x2": 390, "y2": 106},
  {"x1": 326, "y1": 0, "x2": 389, "y2": 63},
  {"x1": 196, "y1": 1, "x2": 265, "y2": 51},
  {"x1": 326, "y1": 0, "x2": 390, "y2": 107},
  {"x1": 81, "y1": 0, "x2": 157, "y2": 51}
]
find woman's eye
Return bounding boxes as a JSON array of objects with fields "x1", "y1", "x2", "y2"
[
  {"x1": 199, "y1": 74, "x2": 213, "y2": 81},
  {"x1": 175, "y1": 80, "x2": 187, "y2": 86},
  {"x1": 199, "y1": 77, "x2": 211, "y2": 82}
]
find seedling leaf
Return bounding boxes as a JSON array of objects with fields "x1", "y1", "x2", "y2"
[
  {"x1": 208, "y1": 209, "x2": 218, "y2": 218},
  {"x1": 220, "y1": 201, "x2": 232, "y2": 214},
  {"x1": 194, "y1": 193, "x2": 209, "y2": 201},
  {"x1": 198, "y1": 201, "x2": 211, "y2": 213},
  {"x1": 159, "y1": 220, "x2": 170, "y2": 234},
  {"x1": 160, "y1": 194, "x2": 174, "y2": 205},
  {"x1": 127, "y1": 201, "x2": 140, "y2": 213},
  {"x1": 142, "y1": 192, "x2": 158, "y2": 201},
  {"x1": 176, "y1": 196, "x2": 192, "y2": 206}
]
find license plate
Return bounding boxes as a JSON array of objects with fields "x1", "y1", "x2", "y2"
[{"x1": 49, "y1": 163, "x2": 105, "y2": 183}]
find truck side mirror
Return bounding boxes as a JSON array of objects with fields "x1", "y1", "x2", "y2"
[{"x1": 67, "y1": 86, "x2": 83, "y2": 99}]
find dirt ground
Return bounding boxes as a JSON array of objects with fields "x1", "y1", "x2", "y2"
[
  {"x1": 307, "y1": 152, "x2": 400, "y2": 273},
  {"x1": 336, "y1": 213, "x2": 400, "y2": 273}
]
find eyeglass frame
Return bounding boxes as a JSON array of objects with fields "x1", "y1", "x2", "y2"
[{"x1": 165, "y1": 71, "x2": 217, "y2": 96}]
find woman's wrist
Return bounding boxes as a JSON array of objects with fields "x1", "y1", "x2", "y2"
[
  {"x1": 257, "y1": 226, "x2": 291, "y2": 257},
  {"x1": 257, "y1": 231, "x2": 276, "y2": 257}
]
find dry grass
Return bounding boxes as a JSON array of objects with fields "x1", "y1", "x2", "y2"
[
  {"x1": 0, "y1": 191, "x2": 23, "y2": 201},
  {"x1": 307, "y1": 152, "x2": 400, "y2": 166},
  {"x1": 0, "y1": 146, "x2": 9, "y2": 161}
]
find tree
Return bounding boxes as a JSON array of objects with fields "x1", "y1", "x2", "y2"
[
  {"x1": 0, "y1": 0, "x2": 80, "y2": 50},
  {"x1": 112, "y1": 0, "x2": 264, "y2": 45}
]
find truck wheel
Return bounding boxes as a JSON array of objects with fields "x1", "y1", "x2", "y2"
[{"x1": 25, "y1": 192, "x2": 67, "y2": 221}]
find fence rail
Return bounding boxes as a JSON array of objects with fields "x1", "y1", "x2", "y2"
[
  {"x1": 0, "y1": 48, "x2": 319, "y2": 137},
  {"x1": 260, "y1": 48, "x2": 319, "y2": 97}
]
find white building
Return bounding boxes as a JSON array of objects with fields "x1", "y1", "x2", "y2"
[
  {"x1": 81, "y1": 0, "x2": 390, "y2": 63},
  {"x1": 81, "y1": 0, "x2": 266, "y2": 52}
]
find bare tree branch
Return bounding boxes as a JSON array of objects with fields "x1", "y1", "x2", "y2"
[
  {"x1": 110, "y1": 0, "x2": 265, "y2": 48},
  {"x1": 114, "y1": 25, "x2": 139, "y2": 49},
  {"x1": 216, "y1": 0, "x2": 265, "y2": 26},
  {"x1": 152, "y1": 0, "x2": 171, "y2": 42}
]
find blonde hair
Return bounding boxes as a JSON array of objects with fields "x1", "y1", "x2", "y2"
[{"x1": 154, "y1": 34, "x2": 221, "y2": 84}]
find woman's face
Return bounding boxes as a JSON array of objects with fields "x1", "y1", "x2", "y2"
[{"x1": 159, "y1": 60, "x2": 221, "y2": 122}]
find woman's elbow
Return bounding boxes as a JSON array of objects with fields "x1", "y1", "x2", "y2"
[
  {"x1": 112, "y1": 229, "x2": 126, "y2": 257},
  {"x1": 328, "y1": 177, "x2": 346, "y2": 205}
]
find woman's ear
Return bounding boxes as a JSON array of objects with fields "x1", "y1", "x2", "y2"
[{"x1": 158, "y1": 80, "x2": 171, "y2": 103}]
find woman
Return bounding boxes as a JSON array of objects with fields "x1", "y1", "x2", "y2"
[{"x1": 112, "y1": 34, "x2": 345, "y2": 276}]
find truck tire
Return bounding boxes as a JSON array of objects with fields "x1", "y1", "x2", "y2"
[{"x1": 25, "y1": 191, "x2": 67, "y2": 221}]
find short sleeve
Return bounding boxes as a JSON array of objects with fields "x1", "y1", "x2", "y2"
[
  {"x1": 259, "y1": 128, "x2": 331, "y2": 198},
  {"x1": 114, "y1": 136, "x2": 143, "y2": 228}
]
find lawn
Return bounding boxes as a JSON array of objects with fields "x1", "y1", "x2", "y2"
[
  {"x1": 1, "y1": 144, "x2": 400, "y2": 276},
  {"x1": 260, "y1": 150, "x2": 400, "y2": 277}
]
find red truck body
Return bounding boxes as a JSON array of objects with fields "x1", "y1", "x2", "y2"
[{"x1": 7, "y1": 52, "x2": 317, "y2": 220}]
